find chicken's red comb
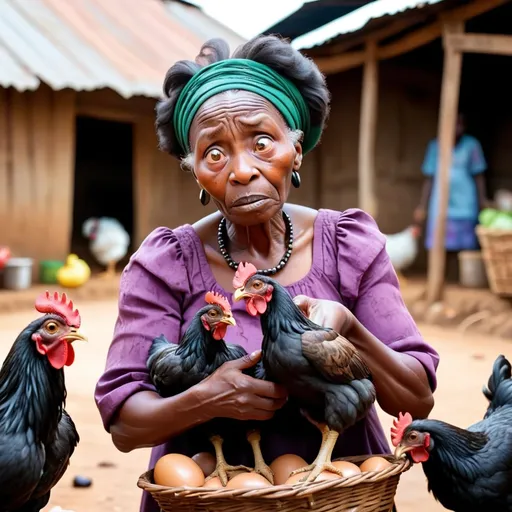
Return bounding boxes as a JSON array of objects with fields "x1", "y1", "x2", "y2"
[
  {"x1": 35, "y1": 291, "x2": 81, "y2": 328},
  {"x1": 390, "y1": 412, "x2": 413, "y2": 447},
  {"x1": 205, "y1": 291, "x2": 231, "y2": 314},
  {"x1": 232, "y1": 262, "x2": 258, "y2": 289}
]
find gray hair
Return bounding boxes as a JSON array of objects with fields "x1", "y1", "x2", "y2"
[{"x1": 180, "y1": 129, "x2": 303, "y2": 173}]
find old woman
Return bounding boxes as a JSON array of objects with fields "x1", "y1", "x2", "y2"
[{"x1": 95, "y1": 35, "x2": 439, "y2": 512}]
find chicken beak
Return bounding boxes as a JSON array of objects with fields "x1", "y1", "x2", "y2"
[
  {"x1": 220, "y1": 314, "x2": 236, "y2": 327},
  {"x1": 233, "y1": 287, "x2": 248, "y2": 302},
  {"x1": 63, "y1": 327, "x2": 88, "y2": 343},
  {"x1": 394, "y1": 444, "x2": 412, "y2": 459}
]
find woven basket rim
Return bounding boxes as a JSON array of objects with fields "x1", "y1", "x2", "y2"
[
  {"x1": 476, "y1": 225, "x2": 512, "y2": 235},
  {"x1": 137, "y1": 454, "x2": 411, "y2": 501}
]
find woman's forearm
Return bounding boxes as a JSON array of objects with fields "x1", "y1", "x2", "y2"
[
  {"x1": 418, "y1": 178, "x2": 433, "y2": 211},
  {"x1": 110, "y1": 386, "x2": 211, "y2": 452},
  {"x1": 346, "y1": 319, "x2": 434, "y2": 419}
]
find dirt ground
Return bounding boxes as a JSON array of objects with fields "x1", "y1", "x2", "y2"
[{"x1": 0, "y1": 298, "x2": 511, "y2": 512}]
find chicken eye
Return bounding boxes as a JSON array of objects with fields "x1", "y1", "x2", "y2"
[
  {"x1": 408, "y1": 432, "x2": 418, "y2": 441},
  {"x1": 208, "y1": 309, "x2": 219, "y2": 318},
  {"x1": 45, "y1": 322, "x2": 59, "y2": 333},
  {"x1": 252, "y1": 280, "x2": 263, "y2": 290},
  {"x1": 205, "y1": 148, "x2": 225, "y2": 165},
  {"x1": 254, "y1": 137, "x2": 273, "y2": 153}
]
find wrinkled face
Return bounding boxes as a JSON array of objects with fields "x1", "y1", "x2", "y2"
[
  {"x1": 188, "y1": 90, "x2": 303, "y2": 226},
  {"x1": 201, "y1": 305, "x2": 236, "y2": 340},
  {"x1": 394, "y1": 428, "x2": 431, "y2": 463},
  {"x1": 233, "y1": 276, "x2": 274, "y2": 316},
  {"x1": 31, "y1": 314, "x2": 87, "y2": 370}
]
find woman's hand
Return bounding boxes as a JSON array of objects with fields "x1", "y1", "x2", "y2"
[
  {"x1": 293, "y1": 294, "x2": 354, "y2": 334},
  {"x1": 197, "y1": 351, "x2": 288, "y2": 421}
]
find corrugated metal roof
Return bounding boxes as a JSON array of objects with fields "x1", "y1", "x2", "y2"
[
  {"x1": 0, "y1": 0, "x2": 245, "y2": 98},
  {"x1": 292, "y1": 0, "x2": 446, "y2": 50}
]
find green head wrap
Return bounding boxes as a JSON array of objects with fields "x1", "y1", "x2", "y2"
[{"x1": 173, "y1": 59, "x2": 321, "y2": 155}]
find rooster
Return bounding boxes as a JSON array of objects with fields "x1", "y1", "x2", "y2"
[
  {"x1": 392, "y1": 354, "x2": 512, "y2": 512},
  {"x1": 0, "y1": 292, "x2": 86, "y2": 512},
  {"x1": 384, "y1": 225, "x2": 421, "y2": 286},
  {"x1": 147, "y1": 291, "x2": 272, "y2": 485},
  {"x1": 82, "y1": 217, "x2": 130, "y2": 278},
  {"x1": 232, "y1": 262, "x2": 376, "y2": 483}
]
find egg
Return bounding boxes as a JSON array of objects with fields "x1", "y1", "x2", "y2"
[
  {"x1": 331, "y1": 460, "x2": 362, "y2": 477},
  {"x1": 359, "y1": 456, "x2": 392, "y2": 473},
  {"x1": 284, "y1": 471, "x2": 311, "y2": 485},
  {"x1": 192, "y1": 452, "x2": 217, "y2": 477},
  {"x1": 317, "y1": 471, "x2": 340, "y2": 481},
  {"x1": 226, "y1": 472, "x2": 273, "y2": 489},
  {"x1": 153, "y1": 453, "x2": 205, "y2": 487},
  {"x1": 203, "y1": 476, "x2": 224, "y2": 489},
  {"x1": 269, "y1": 454, "x2": 308, "y2": 485}
]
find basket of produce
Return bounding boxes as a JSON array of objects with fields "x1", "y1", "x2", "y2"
[
  {"x1": 138, "y1": 452, "x2": 411, "y2": 512},
  {"x1": 476, "y1": 207, "x2": 512, "y2": 296}
]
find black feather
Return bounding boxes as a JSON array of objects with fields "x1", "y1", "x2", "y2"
[{"x1": 0, "y1": 316, "x2": 79, "y2": 512}]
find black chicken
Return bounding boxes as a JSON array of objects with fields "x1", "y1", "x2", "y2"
[
  {"x1": 0, "y1": 292, "x2": 85, "y2": 512},
  {"x1": 232, "y1": 262, "x2": 376, "y2": 483},
  {"x1": 147, "y1": 290, "x2": 272, "y2": 486},
  {"x1": 392, "y1": 354, "x2": 512, "y2": 512}
]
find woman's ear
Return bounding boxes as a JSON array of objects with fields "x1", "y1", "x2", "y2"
[{"x1": 293, "y1": 141, "x2": 303, "y2": 170}]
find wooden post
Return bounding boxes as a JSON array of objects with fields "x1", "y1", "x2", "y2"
[
  {"x1": 358, "y1": 40, "x2": 379, "y2": 218},
  {"x1": 426, "y1": 20, "x2": 464, "y2": 304}
]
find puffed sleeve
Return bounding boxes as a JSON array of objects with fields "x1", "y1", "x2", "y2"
[
  {"x1": 94, "y1": 227, "x2": 189, "y2": 431},
  {"x1": 337, "y1": 209, "x2": 439, "y2": 391}
]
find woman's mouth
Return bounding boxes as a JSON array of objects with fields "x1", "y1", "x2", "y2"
[{"x1": 232, "y1": 195, "x2": 269, "y2": 208}]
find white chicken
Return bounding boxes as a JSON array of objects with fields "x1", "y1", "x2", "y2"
[
  {"x1": 82, "y1": 217, "x2": 130, "y2": 278},
  {"x1": 384, "y1": 225, "x2": 421, "y2": 286}
]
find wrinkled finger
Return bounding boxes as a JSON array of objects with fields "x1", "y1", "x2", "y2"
[
  {"x1": 250, "y1": 395, "x2": 287, "y2": 411},
  {"x1": 248, "y1": 378, "x2": 288, "y2": 399}
]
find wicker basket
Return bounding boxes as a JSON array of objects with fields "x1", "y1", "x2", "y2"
[
  {"x1": 476, "y1": 225, "x2": 512, "y2": 296},
  {"x1": 138, "y1": 454, "x2": 411, "y2": 512}
]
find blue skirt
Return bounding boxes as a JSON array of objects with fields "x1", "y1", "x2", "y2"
[{"x1": 425, "y1": 218, "x2": 479, "y2": 251}]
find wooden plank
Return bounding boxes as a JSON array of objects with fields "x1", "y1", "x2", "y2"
[
  {"x1": 48, "y1": 89, "x2": 76, "y2": 260},
  {"x1": 0, "y1": 89, "x2": 9, "y2": 227},
  {"x1": 30, "y1": 85, "x2": 53, "y2": 259},
  {"x1": 315, "y1": 50, "x2": 366, "y2": 74},
  {"x1": 443, "y1": 0, "x2": 509, "y2": 23},
  {"x1": 446, "y1": 33, "x2": 512, "y2": 56},
  {"x1": 10, "y1": 90, "x2": 32, "y2": 255},
  {"x1": 133, "y1": 117, "x2": 156, "y2": 246},
  {"x1": 426, "y1": 21, "x2": 464, "y2": 305},
  {"x1": 358, "y1": 40, "x2": 379, "y2": 219},
  {"x1": 75, "y1": 104, "x2": 141, "y2": 123}
]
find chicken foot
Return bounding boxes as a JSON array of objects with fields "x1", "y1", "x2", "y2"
[
  {"x1": 205, "y1": 435, "x2": 251, "y2": 486},
  {"x1": 247, "y1": 430, "x2": 274, "y2": 484},
  {"x1": 290, "y1": 412, "x2": 343, "y2": 483}
]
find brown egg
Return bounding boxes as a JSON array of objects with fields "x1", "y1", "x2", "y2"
[
  {"x1": 192, "y1": 452, "x2": 217, "y2": 477},
  {"x1": 317, "y1": 470, "x2": 341, "y2": 481},
  {"x1": 284, "y1": 471, "x2": 311, "y2": 485},
  {"x1": 359, "y1": 456, "x2": 392, "y2": 473},
  {"x1": 332, "y1": 460, "x2": 362, "y2": 477},
  {"x1": 153, "y1": 453, "x2": 205, "y2": 487},
  {"x1": 203, "y1": 476, "x2": 224, "y2": 489},
  {"x1": 226, "y1": 472, "x2": 272, "y2": 489},
  {"x1": 269, "y1": 454, "x2": 308, "y2": 485}
]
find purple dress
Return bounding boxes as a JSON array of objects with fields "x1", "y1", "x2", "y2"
[{"x1": 94, "y1": 208, "x2": 439, "y2": 512}]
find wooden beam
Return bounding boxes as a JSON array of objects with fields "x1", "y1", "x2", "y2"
[
  {"x1": 76, "y1": 104, "x2": 141, "y2": 123},
  {"x1": 315, "y1": 0, "x2": 509, "y2": 75},
  {"x1": 358, "y1": 40, "x2": 379, "y2": 218},
  {"x1": 447, "y1": 32, "x2": 512, "y2": 56},
  {"x1": 426, "y1": 20, "x2": 464, "y2": 305}
]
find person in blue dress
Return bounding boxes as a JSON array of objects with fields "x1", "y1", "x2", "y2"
[{"x1": 414, "y1": 113, "x2": 491, "y2": 259}]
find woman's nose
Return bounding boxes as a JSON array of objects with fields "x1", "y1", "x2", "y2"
[{"x1": 229, "y1": 153, "x2": 260, "y2": 185}]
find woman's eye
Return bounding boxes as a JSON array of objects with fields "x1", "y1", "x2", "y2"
[
  {"x1": 205, "y1": 148, "x2": 225, "y2": 164},
  {"x1": 254, "y1": 137, "x2": 273, "y2": 153}
]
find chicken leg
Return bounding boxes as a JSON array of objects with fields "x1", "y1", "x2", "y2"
[
  {"x1": 247, "y1": 430, "x2": 274, "y2": 484},
  {"x1": 290, "y1": 412, "x2": 344, "y2": 483},
  {"x1": 205, "y1": 435, "x2": 251, "y2": 486},
  {"x1": 99, "y1": 260, "x2": 117, "y2": 279}
]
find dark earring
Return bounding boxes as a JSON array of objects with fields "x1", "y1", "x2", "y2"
[
  {"x1": 199, "y1": 189, "x2": 210, "y2": 206},
  {"x1": 291, "y1": 170, "x2": 301, "y2": 189}
]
